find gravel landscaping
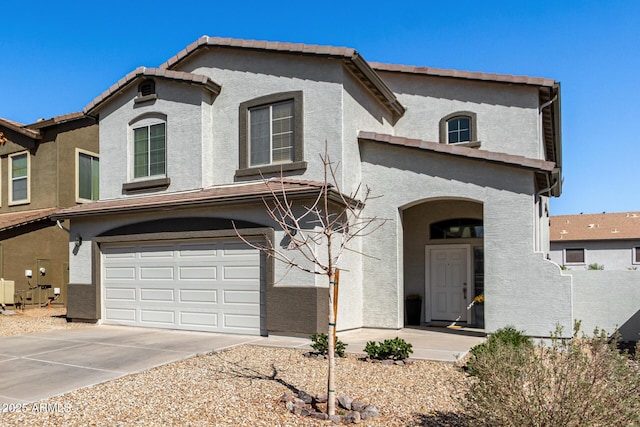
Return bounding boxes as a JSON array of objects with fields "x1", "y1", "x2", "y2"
[{"x1": 0, "y1": 309, "x2": 473, "y2": 426}]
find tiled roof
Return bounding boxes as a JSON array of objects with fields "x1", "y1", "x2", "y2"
[
  {"x1": 370, "y1": 62, "x2": 558, "y2": 87},
  {"x1": 84, "y1": 67, "x2": 222, "y2": 115},
  {"x1": 158, "y1": 36, "x2": 406, "y2": 121},
  {"x1": 0, "y1": 112, "x2": 91, "y2": 139},
  {"x1": 52, "y1": 178, "x2": 356, "y2": 219},
  {"x1": 0, "y1": 118, "x2": 41, "y2": 139},
  {"x1": 551, "y1": 212, "x2": 640, "y2": 242},
  {"x1": 358, "y1": 131, "x2": 557, "y2": 172},
  {"x1": 0, "y1": 208, "x2": 59, "y2": 232}
]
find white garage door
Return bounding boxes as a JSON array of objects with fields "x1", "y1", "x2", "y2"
[{"x1": 101, "y1": 239, "x2": 263, "y2": 335}]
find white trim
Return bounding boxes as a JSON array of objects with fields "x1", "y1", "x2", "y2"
[
  {"x1": 425, "y1": 243, "x2": 471, "y2": 323},
  {"x1": 8, "y1": 151, "x2": 30, "y2": 206},
  {"x1": 75, "y1": 148, "x2": 99, "y2": 203}
]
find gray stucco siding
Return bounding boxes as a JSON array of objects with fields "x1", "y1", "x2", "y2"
[
  {"x1": 378, "y1": 72, "x2": 543, "y2": 160},
  {"x1": 358, "y1": 140, "x2": 572, "y2": 335}
]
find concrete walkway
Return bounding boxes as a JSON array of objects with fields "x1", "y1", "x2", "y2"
[{"x1": 0, "y1": 325, "x2": 484, "y2": 406}]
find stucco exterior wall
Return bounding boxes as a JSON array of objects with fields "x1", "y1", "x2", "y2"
[
  {"x1": 98, "y1": 81, "x2": 209, "y2": 200},
  {"x1": 177, "y1": 48, "x2": 348, "y2": 186},
  {"x1": 550, "y1": 239, "x2": 640, "y2": 271},
  {"x1": 571, "y1": 270, "x2": 640, "y2": 341},
  {"x1": 359, "y1": 140, "x2": 572, "y2": 336},
  {"x1": 377, "y1": 71, "x2": 543, "y2": 160}
]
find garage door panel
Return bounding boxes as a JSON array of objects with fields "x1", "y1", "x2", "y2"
[
  {"x1": 105, "y1": 288, "x2": 137, "y2": 301},
  {"x1": 141, "y1": 309, "x2": 175, "y2": 324},
  {"x1": 105, "y1": 308, "x2": 136, "y2": 322},
  {"x1": 178, "y1": 266, "x2": 217, "y2": 280},
  {"x1": 140, "y1": 288, "x2": 175, "y2": 302},
  {"x1": 179, "y1": 289, "x2": 217, "y2": 303},
  {"x1": 103, "y1": 238, "x2": 262, "y2": 335},
  {"x1": 139, "y1": 266, "x2": 175, "y2": 280},
  {"x1": 105, "y1": 267, "x2": 136, "y2": 280}
]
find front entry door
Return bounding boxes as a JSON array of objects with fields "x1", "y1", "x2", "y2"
[{"x1": 428, "y1": 245, "x2": 469, "y2": 321}]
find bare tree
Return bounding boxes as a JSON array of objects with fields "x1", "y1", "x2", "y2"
[{"x1": 234, "y1": 149, "x2": 385, "y2": 416}]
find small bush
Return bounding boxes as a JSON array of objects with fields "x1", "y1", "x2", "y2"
[
  {"x1": 463, "y1": 322, "x2": 640, "y2": 426},
  {"x1": 466, "y1": 326, "x2": 532, "y2": 376},
  {"x1": 364, "y1": 337, "x2": 413, "y2": 360},
  {"x1": 309, "y1": 333, "x2": 347, "y2": 357}
]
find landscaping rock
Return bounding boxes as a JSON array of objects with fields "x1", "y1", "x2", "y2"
[
  {"x1": 297, "y1": 390, "x2": 313, "y2": 404},
  {"x1": 309, "y1": 411, "x2": 329, "y2": 420},
  {"x1": 329, "y1": 414, "x2": 343, "y2": 423},
  {"x1": 344, "y1": 411, "x2": 361, "y2": 424},
  {"x1": 362, "y1": 404, "x2": 379, "y2": 418},
  {"x1": 351, "y1": 400, "x2": 366, "y2": 412},
  {"x1": 292, "y1": 398, "x2": 306, "y2": 408},
  {"x1": 338, "y1": 394, "x2": 353, "y2": 410},
  {"x1": 315, "y1": 393, "x2": 328, "y2": 403}
]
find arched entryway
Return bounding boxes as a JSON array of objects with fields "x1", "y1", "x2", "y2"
[{"x1": 402, "y1": 199, "x2": 484, "y2": 326}]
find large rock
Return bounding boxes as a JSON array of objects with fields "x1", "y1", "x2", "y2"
[
  {"x1": 338, "y1": 394, "x2": 353, "y2": 410},
  {"x1": 344, "y1": 411, "x2": 361, "y2": 424}
]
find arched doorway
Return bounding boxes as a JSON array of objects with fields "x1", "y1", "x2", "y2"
[{"x1": 402, "y1": 199, "x2": 483, "y2": 325}]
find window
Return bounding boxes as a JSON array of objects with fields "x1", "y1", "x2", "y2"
[
  {"x1": 634, "y1": 247, "x2": 640, "y2": 264},
  {"x1": 439, "y1": 111, "x2": 478, "y2": 146},
  {"x1": 565, "y1": 248, "x2": 585, "y2": 264},
  {"x1": 77, "y1": 149, "x2": 99, "y2": 202},
  {"x1": 430, "y1": 218, "x2": 483, "y2": 239},
  {"x1": 250, "y1": 100, "x2": 294, "y2": 166},
  {"x1": 9, "y1": 152, "x2": 29, "y2": 204},
  {"x1": 237, "y1": 91, "x2": 306, "y2": 177},
  {"x1": 134, "y1": 123, "x2": 166, "y2": 178}
]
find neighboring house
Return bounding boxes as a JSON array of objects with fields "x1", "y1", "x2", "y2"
[
  {"x1": 52, "y1": 36, "x2": 569, "y2": 338},
  {"x1": 550, "y1": 212, "x2": 640, "y2": 270},
  {"x1": 0, "y1": 114, "x2": 98, "y2": 307}
]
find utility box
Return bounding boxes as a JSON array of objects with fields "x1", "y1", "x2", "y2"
[{"x1": 0, "y1": 279, "x2": 15, "y2": 305}]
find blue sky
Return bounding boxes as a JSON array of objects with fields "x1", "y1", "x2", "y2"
[{"x1": 0, "y1": 1, "x2": 637, "y2": 215}]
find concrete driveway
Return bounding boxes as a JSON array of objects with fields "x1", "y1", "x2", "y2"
[{"x1": 0, "y1": 324, "x2": 483, "y2": 407}]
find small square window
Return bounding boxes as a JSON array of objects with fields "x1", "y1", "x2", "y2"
[
  {"x1": 447, "y1": 117, "x2": 471, "y2": 144},
  {"x1": 565, "y1": 248, "x2": 585, "y2": 264}
]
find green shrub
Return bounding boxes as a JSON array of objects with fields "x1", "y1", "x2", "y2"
[
  {"x1": 588, "y1": 263, "x2": 604, "y2": 270},
  {"x1": 463, "y1": 322, "x2": 640, "y2": 426},
  {"x1": 309, "y1": 333, "x2": 347, "y2": 357},
  {"x1": 466, "y1": 326, "x2": 533, "y2": 376},
  {"x1": 364, "y1": 337, "x2": 413, "y2": 360}
]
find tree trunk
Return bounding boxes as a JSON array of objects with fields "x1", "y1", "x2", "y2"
[{"x1": 327, "y1": 269, "x2": 336, "y2": 416}]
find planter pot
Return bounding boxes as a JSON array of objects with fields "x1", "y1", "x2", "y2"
[
  {"x1": 474, "y1": 304, "x2": 484, "y2": 328},
  {"x1": 405, "y1": 299, "x2": 422, "y2": 326}
]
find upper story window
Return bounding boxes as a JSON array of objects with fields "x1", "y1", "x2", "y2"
[
  {"x1": 250, "y1": 100, "x2": 294, "y2": 166},
  {"x1": 134, "y1": 123, "x2": 166, "y2": 179},
  {"x1": 439, "y1": 111, "x2": 479, "y2": 147},
  {"x1": 564, "y1": 248, "x2": 585, "y2": 264},
  {"x1": 9, "y1": 152, "x2": 29, "y2": 204},
  {"x1": 76, "y1": 149, "x2": 99, "y2": 202},
  {"x1": 237, "y1": 91, "x2": 306, "y2": 178}
]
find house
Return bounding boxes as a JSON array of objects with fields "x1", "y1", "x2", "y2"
[
  {"x1": 0, "y1": 113, "x2": 98, "y2": 307},
  {"x1": 52, "y1": 36, "x2": 571, "y2": 338},
  {"x1": 550, "y1": 212, "x2": 640, "y2": 270}
]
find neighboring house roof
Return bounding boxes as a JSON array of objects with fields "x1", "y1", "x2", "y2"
[
  {"x1": 158, "y1": 36, "x2": 406, "y2": 121},
  {"x1": 84, "y1": 67, "x2": 222, "y2": 116},
  {"x1": 0, "y1": 208, "x2": 59, "y2": 232},
  {"x1": 0, "y1": 112, "x2": 92, "y2": 140},
  {"x1": 550, "y1": 212, "x2": 640, "y2": 242},
  {"x1": 52, "y1": 179, "x2": 358, "y2": 219},
  {"x1": 0, "y1": 118, "x2": 41, "y2": 139}
]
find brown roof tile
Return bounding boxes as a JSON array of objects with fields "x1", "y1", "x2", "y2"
[
  {"x1": 83, "y1": 67, "x2": 222, "y2": 116},
  {"x1": 0, "y1": 208, "x2": 59, "y2": 231},
  {"x1": 157, "y1": 36, "x2": 404, "y2": 120},
  {"x1": 52, "y1": 179, "x2": 355, "y2": 219},
  {"x1": 551, "y1": 212, "x2": 640, "y2": 242},
  {"x1": 0, "y1": 117, "x2": 41, "y2": 139},
  {"x1": 358, "y1": 131, "x2": 556, "y2": 172},
  {"x1": 370, "y1": 62, "x2": 558, "y2": 87}
]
